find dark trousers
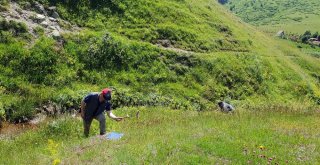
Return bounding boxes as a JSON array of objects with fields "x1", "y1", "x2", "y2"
[{"x1": 83, "y1": 113, "x2": 106, "y2": 137}]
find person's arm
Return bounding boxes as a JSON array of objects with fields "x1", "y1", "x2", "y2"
[{"x1": 106, "y1": 111, "x2": 124, "y2": 121}]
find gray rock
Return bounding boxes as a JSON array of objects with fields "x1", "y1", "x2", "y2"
[
  {"x1": 43, "y1": 105, "x2": 55, "y2": 115},
  {"x1": 49, "y1": 17, "x2": 57, "y2": 22},
  {"x1": 21, "y1": 13, "x2": 29, "y2": 19},
  {"x1": 51, "y1": 30, "x2": 61, "y2": 40},
  {"x1": 276, "y1": 30, "x2": 285, "y2": 38},
  {"x1": 49, "y1": 26, "x2": 56, "y2": 30},
  {"x1": 40, "y1": 21, "x2": 49, "y2": 27},
  {"x1": 33, "y1": 1, "x2": 46, "y2": 14},
  {"x1": 15, "y1": 8, "x2": 23, "y2": 14},
  {"x1": 48, "y1": 6, "x2": 57, "y2": 11},
  {"x1": 51, "y1": 11, "x2": 60, "y2": 18},
  {"x1": 10, "y1": 13, "x2": 20, "y2": 19},
  {"x1": 35, "y1": 14, "x2": 46, "y2": 22}
]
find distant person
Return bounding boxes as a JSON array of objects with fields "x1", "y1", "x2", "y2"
[
  {"x1": 218, "y1": 101, "x2": 235, "y2": 113},
  {"x1": 80, "y1": 88, "x2": 123, "y2": 137}
]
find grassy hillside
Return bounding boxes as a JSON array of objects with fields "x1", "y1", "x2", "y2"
[
  {"x1": 0, "y1": 0, "x2": 319, "y2": 121},
  {"x1": 224, "y1": 0, "x2": 320, "y2": 34},
  {"x1": 1, "y1": 0, "x2": 320, "y2": 164}
]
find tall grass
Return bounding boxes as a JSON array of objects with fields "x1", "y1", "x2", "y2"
[{"x1": 1, "y1": 106, "x2": 319, "y2": 164}]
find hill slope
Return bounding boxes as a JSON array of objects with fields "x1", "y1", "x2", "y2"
[
  {"x1": 1, "y1": 0, "x2": 320, "y2": 164},
  {"x1": 223, "y1": 0, "x2": 320, "y2": 34},
  {"x1": 0, "y1": 0, "x2": 319, "y2": 123}
]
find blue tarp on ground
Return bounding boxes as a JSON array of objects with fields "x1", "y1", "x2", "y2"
[{"x1": 105, "y1": 132, "x2": 124, "y2": 140}]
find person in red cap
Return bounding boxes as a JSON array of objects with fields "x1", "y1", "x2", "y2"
[{"x1": 80, "y1": 88, "x2": 123, "y2": 137}]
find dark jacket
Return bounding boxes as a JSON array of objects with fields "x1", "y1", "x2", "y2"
[{"x1": 83, "y1": 93, "x2": 111, "y2": 121}]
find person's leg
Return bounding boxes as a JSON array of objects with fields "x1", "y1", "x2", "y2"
[
  {"x1": 83, "y1": 118, "x2": 93, "y2": 137},
  {"x1": 94, "y1": 113, "x2": 106, "y2": 135}
]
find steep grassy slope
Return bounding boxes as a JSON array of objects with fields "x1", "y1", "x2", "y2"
[
  {"x1": 223, "y1": 0, "x2": 320, "y2": 34},
  {"x1": 0, "y1": 0, "x2": 319, "y2": 123}
]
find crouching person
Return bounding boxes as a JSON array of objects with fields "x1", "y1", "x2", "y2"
[
  {"x1": 218, "y1": 101, "x2": 235, "y2": 113},
  {"x1": 80, "y1": 88, "x2": 123, "y2": 137}
]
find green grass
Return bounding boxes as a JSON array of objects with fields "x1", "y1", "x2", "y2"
[
  {"x1": 224, "y1": 0, "x2": 320, "y2": 34},
  {"x1": 0, "y1": 0, "x2": 319, "y2": 123},
  {"x1": 1, "y1": 1, "x2": 320, "y2": 164},
  {"x1": 1, "y1": 106, "x2": 320, "y2": 164}
]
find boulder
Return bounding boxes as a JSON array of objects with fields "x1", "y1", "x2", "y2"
[
  {"x1": 40, "y1": 21, "x2": 49, "y2": 27},
  {"x1": 33, "y1": 1, "x2": 46, "y2": 14},
  {"x1": 10, "y1": 13, "x2": 21, "y2": 19},
  {"x1": 51, "y1": 11, "x2": 60, "y2": 19},
  {"x1": 34, "y1": 14, "x2": 46, "y2": 23},
  {"x1": 43, "y1": 105, "x2": 55, "y2": 115},
  {"x1": 48, "y1": 6, "x2": 57, "y2": 11},
  {"x1": 51, "y1": 30, "x2": 61, "y2": 40},
  {"x1": 49, "y1": 26, "x2": 56, "y2": 30},
  {"x1": 49, "y1": 17, "x2": 57, "y2": 22}
]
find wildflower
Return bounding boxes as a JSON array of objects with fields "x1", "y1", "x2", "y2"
[
  {"x1": 52, "y1": 158, "x2": 61, "y2": 165},
  {"x1": 259, "y1": 145, "x2": 265, "y2": 150}
]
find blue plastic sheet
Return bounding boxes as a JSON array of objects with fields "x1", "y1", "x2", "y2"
[{"x1": 105, "y1": 132, "x2": 124, "y2": 140}]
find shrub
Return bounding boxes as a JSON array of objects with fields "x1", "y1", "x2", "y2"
[
  {"x1": 19, "y1": 38, "x2": 60, "y2": 84},
  {"x1": 0, "y1": 19, "x2": 28, "y2": 36},
  {"x1": 80, "y1": 33, "x2": 159, "y2": 71},
  {"x1": 5, "y1": 99, "x2": 36, "y2": 123},
  {"x1": 0, "y1": 31, "x2": 13, "y2": 43}
]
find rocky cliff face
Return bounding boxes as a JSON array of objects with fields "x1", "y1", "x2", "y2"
[{"x1": 0, "y1": 1, "x2": 79, "y2": 39}]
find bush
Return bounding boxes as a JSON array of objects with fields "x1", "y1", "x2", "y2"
[
  {"x1": 0, "y1": 31, "x2": 13, "y2": 43},
  {"x1": 5, "y1": 99, "x2": 36, "y2": 123},
  {"x1": 0, "y1": 19, "x2": 28, "y2": 36},
  {"x1": 80, "y1": 33, "x2": 159, "y2": 71},
  {"x1": 19, "y1": 38, "x2": 60, "y2": 84}
]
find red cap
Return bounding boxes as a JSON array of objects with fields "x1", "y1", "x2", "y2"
[{"x1": 101, "y1": 88, "x2": 112, "y2": 95}]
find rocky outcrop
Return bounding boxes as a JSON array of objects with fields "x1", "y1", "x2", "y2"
[
  {"x1": 33, "y1": 1, "x2": 46, "y2": 14},
  {"x1": 0, "y1": 2, "x2": 80, "y2": 40}
]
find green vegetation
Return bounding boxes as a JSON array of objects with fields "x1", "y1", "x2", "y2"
[
  {"x1": 1, "y1": 107, "x2": 320, "y2": 164},
  {"x1": 0, "y1": 0, "x2": 319, "y2": 123},
  {"x1": 0, "y1": 0, "x2": 320, "y2": 164},
  {"x1": 223, "y1": 0, "x2": 320, "y2": 34}
]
